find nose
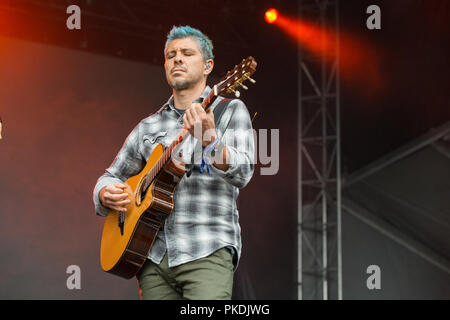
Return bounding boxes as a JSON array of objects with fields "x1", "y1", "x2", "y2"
[{"x1": 173, "y1": 50, "x2": 183, "y2": 64}]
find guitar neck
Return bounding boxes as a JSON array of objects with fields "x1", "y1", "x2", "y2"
[{"x1": 202, "y1": 86, "x2": 219, "y2": 112}]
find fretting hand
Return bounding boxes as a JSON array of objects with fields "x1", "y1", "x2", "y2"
[{"x1": 182, "y1": 103, "x2": 217, "y2": 147}]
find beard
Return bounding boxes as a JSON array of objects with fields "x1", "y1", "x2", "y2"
[
  {"x1": 169, "y1": 78, "x2": 192, "y2": 91},
  {"x1": 168, "y1": 70, "x2": 204, "y2": 91}
]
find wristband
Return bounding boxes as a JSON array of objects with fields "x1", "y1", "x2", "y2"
[{"x1": 200, "y1": 137, "x2": 221, "y2": 174}]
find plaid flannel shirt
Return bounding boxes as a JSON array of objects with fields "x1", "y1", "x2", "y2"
[{"x1": 93, "y1": 86, "x2": 255, "y2": 269}]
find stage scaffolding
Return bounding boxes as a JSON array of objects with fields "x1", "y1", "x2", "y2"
[{"x1": 297, "y1": 0, "x2": 342, "y2": 300}]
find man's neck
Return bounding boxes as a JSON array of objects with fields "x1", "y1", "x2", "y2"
[{"x1": 172, "y1": 82, "x2": 207, "y2": 110}]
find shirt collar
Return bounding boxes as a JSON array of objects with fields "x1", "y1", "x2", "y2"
[{"x1": 163, "y1": 85, "x2": 212, "y2": 112}]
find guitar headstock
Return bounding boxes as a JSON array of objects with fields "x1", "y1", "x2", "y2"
[{"x1": 214, "y1": 56, "x2": 257, "y2": 98}]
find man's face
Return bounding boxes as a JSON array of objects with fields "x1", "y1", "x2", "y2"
[{"x1": 164, "y1": 37, "x2": 208, "y2": 91}]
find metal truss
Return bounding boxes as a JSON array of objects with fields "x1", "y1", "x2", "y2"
[{"x1": 297, "y1": 0, "x2": 342, "y2": 300}]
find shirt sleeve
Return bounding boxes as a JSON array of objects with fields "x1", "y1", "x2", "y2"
[
  {"x1": 93, "y1": 122, "x2": 146, "y2": 216},
  {"x1": 205, "y1": 99, "x2": 255, "y2": 189}
]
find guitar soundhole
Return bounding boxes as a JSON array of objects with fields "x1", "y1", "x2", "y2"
[
  {"x1": 135, "y1": 178, "x2": 145, "y2": 206},
  {"x1": 140, "y1": 184, "x2": 149, "y2": 203}
]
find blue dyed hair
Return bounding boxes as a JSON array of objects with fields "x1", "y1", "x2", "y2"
[{"x1": 164, "y1": 26, "x2": 214, "y2": 61}]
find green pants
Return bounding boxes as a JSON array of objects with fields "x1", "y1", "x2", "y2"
[{"x1": 136, "y1": 247, "x2": 234, "y2": 300}]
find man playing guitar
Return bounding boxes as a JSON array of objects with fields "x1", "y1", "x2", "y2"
[{"x1": 93, "y1": 26, "x2": 255, "y2": 300}]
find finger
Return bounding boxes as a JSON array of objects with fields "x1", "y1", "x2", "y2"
[
  {"x1": 115, "y1": 199, "x2": 131, "y2": 206},
  {"x1": 190, "y1": 111, "x2": 204, "y2": 141},
  {"x1": 114, "y1": 182, "x2": 127, "y2": 189},
  {"x1": 192, "y1": 103, "x2": 203, "y2": 113},
  {"x1": 196, "y1": 103, "x2": 209, "y2": 120},
  {"x1": 201, "y1": 109, "x2": 209, "y2": 122},
  {"x1": 104, "y1": 199, "x2": 128, "y2": 211},
  {"x1": 105, "y1": 192, "x2": 129, "y2": 201},
  {"x1": 190, "y1": 105, "x2": 203, "y2": 123},
  {"x1": 108, "y1": 186, "x2": 126, "y2": 194},
  {"x1": 184, "y1": 108, "x2": 194, "y2": 128},
  {"x1": 182, "y1": 113, "x2": 188, "y2": 128},
  {"x1": 206, "y1": 107, "x2": 214, "y2": 118},
  {"x1": 108, "y1": 183, "x2": 127, "y2": 194},
  {"x1": 109, "y1": 205, "x2": 128, "y2": 212},
  {"x1": 106, "y1": 196, "x2": 130, "y2": 204}
]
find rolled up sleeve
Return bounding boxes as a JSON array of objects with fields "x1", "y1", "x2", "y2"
[{"x1": 206, "y1": 99, "x2": 255, "y2": 189}]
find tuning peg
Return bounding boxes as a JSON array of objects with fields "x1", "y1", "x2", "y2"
[
  {"x1": 234, "y1": 90, "x2": 241, "y2": 98},
  {"x1": 240, "y1": 84, "x2": 248, "y2": 90},
  {"x1": 243, "y1": 74, "x2": 256, "y2": 84}
]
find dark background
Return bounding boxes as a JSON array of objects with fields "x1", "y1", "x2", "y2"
[{"x1": 0, "y1": 0, "x2": 448, "y2": 299}]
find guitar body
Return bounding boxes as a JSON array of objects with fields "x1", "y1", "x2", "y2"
[{"x1": 100, "y1": 143, "x2": 185, "y2": 279}]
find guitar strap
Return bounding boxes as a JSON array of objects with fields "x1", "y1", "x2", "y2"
[{"x1": 186, "y1": 98, "x2": 231, "y2": 177}]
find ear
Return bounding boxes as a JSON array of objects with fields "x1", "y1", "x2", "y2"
[{"x1": 204, "y1": 59, "x2": 214, "y2": 75}]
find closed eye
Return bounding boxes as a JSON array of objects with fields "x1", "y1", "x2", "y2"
[{"x1": 166, "y1": 49, "x2": 197, "y2": 59}]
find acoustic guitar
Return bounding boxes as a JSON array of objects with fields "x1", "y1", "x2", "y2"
[{"x1": 100, "y1": 57, "x2": 257, "y2": 278}]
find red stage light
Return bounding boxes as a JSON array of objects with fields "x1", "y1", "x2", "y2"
[
  {"x1": 265, "y1": 8, "x2": 279, "y2": 24},
  {"x1": 275, "y1": 15, "x2": 383, "y2": 96}
]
